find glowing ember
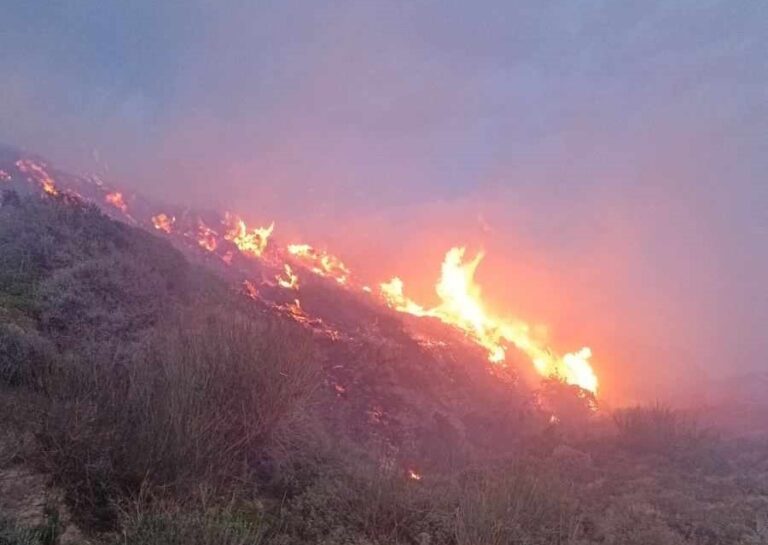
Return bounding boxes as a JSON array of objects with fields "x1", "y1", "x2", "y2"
[
  {"x1": 277, "y1": 264, "x2": 299, "y2": 289},
  {"x1": 197, "y1": 221, "x2": 218, "y2": 252},
  {"x1": 242, "y1": 279, "x2": 260, "y2": 300},
  {"x1": 0, "y1": 170, "x2": 10, "y2": 181},
  {"x1": 15, "y1": 159, "x2": 58, "y2": 195},
  {"x1": 223, "y1": 212, "x2": 274, "y2": 258},
  {"x1": 288, "y1": 244, "x2": 351, "y2": 285},
  {"x1": 380, "y1": 247, "x2": 599, "y2": 394},
  {"x1": 407, "y1": 469, "x2": 422, "y2": 481},
  {"x1": 151, "y1": 213, "x2": 175, "y2": 233},
  {"x1": 105, "y1": 191, "x2": 128, "y2": 212}
]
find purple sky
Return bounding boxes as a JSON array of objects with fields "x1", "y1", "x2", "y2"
[{"x1": 1, "y1": 1, "x2": 766, "y2": 402}]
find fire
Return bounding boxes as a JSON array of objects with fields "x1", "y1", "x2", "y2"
[
  {"x1": 288, "y1": 244, "x2": 350, "y2": 285},
  {"x1": 197, "y1": 221, "x2": 218, "y2": 252},
  {"x1": 223, "y1": 212, "x2": 274, "y2": 258},
  {"x1": 380, "y1": 247, "x2": 599, "y2": 394},
  {"x1": 407, "y1": 469, "x2": 422, "y2": 481},
  {"x1": 243, "y1": 279, "x2": 260, "y2": 300},
  {"x1": 0, "y1": 170, "x2": 10, "y2": 181},
  {"x1": 151, "y1": 213, "x2": 175, "y2": 233},
  {"x1": 15, "y1": 159, "x2": 58, "y2": 195},
  {"x1": 277, "y1": 264, "x2": 299, "y2": 289},
  {"x1": 105, "y1": 191, "x2": 127, "y2": 213}
]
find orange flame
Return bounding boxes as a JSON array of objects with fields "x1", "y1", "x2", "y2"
[
  {"x1": 381, "y1": 247, "x2": 598, "y2": 394},
  {"x1": 197, "y1": 221, "x2": 218, "y2": 252},
  {"x1": 15, "y1": 159, "x2": 58, "y2": 195},
  {"x1": 223, "y1": 212, "x2": 274, "y2": 258},
  {"x1": 105, "y1": 191, "x2": 128, "y2": 213},
  {"x1": 151, "y1": 213, "x2": 175, "y2": 233},
  {"x1": 288, "y1": 244, "x2": 350, "y2": 285},
  {"x1": 407, "y1": 469, "x2": 422, "y2": 481},
  {"x1": 277, "y1": 264, "x2": 299, "y2": 289}
]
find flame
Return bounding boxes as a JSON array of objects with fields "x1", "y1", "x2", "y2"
[
  {"x1": 15, "y1": 159, "x2": 58, "y2": 195},
  {"x1": 0, "y1": 170, "x2": 10, "y2": 182},
  {"x1": 243, "y1": 279, "x2": 260, "y2": 300},
  {"x1": 288, "y1": 244, "x2": 350, "y2": 285},
  {"x1": 105, "y1": 191, "x2": 127, "y2": 213},
  {"x1": 197, "y1": 221, "x2": 218, "y2": 252},
  {"x1": 380, "y1": 247, "x2": 599, "y2": 394},
  {"x1": 223, "y1": 212, "x2": 274, "y2": 258},
  {"x1": 407, "y1": 469, "x2": 422, "y2": 481},
  {"x1": 277, "y1": 264, "x2": 299, "y2": 289},
  {"x1": 151, "y1": 213, "x2": 175, "y2": 233}
]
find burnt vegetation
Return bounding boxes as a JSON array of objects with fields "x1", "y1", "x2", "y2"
[{"x1": 1, "y1": 192, "x2": 767, "y2": 545}]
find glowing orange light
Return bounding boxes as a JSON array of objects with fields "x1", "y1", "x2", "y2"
[
  {"x1": 380, "y1": 247, "x2": 599, "y2": 394},
  {"x1": 277, "y1": 264, "x2": 299, "y2": 289},
  {"x1": 223, "y1": 212, "x2": 274, "y2": 258},
  {"x1": 105, "y1": 191, "x2": 128, "y2": 213},
  {"x1": 288, "y1": 244, "x2": 350, "y2": 285},
  {"x1": 15, "y1": 159, "x2": 58, "y2": 195},
  {"x1": 151, "y1": 213, "x2": 175, "y2": 233}
]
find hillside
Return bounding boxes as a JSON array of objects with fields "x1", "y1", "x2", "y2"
[{"x1": 1, "y1": 148, "x2": 768, "y2": 545}]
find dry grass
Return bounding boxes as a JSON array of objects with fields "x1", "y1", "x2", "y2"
[{"x1": 35, "y1": 310, "x2": 320, "y2": 529}]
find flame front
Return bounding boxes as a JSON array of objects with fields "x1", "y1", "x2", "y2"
[
  {"x1": 381, "y1": 247, "x2": 598, "y2": 394},
  {"x1": 151, "y1": 213, "x2": 175, "y2": 233},
  {"x1": 197, "y1": 221, "x2": 218, "y2": 252},
  {"x1": 288, "y1": 244, "x2": 350, "y2": 285},
  {"x1": 15, "y1": 159, "x2": 58, "y2": 195},
  {"x1": 105, "y1": 191, "x2": 128, "y2": 213},
  {"x1": 223, "y1": 212, "x2": 274, "y2": 258},
  {"x1": 277, "y1": 264, "x2": 299, "y2": 289}
]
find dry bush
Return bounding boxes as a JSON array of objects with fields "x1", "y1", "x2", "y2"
[
  {"x1": 454, "y1": 462, "x2": 582, "y2": 545},
  {"x1": 36, "y1": 310, "x2": 319, "y2": 529},
  {"x1": 612, "y1": 403, "x2": 707, "y2": 456}
]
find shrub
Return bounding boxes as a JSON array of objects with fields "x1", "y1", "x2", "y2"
[
  {"x1": 613, "y1": 403, "x2": 706, "y2": 456},
  {"x1": 114, "y1": 509, "x2": 267, "y2": 545},
  {"x1": 37, "y1": 310, "x2": 319, "y2": 529},
  {"x1": 454, "y1": 462, "x2": 582, "y2": 545},
  {"x1": 0, "y1": 324, "x2": 56, "y2": 388}
]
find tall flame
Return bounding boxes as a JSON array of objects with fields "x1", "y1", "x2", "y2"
[
  {"x1": 381, "y1": 247, "x2": 598, "y2": 394},
  {"x1": 223, "y1": 212, "x2": 274, "y2": 258},
  {"x1": 288, "y1": 244, "x2": 350, "y2": 285}
]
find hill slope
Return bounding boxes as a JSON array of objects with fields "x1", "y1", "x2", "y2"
[{"x1": 2, "y1": 147, "x2": 767, "y2": 545}]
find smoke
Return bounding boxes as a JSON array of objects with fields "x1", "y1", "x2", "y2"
[{"x1": 1, "y1": 0, "x2": 766, "y2": 403}]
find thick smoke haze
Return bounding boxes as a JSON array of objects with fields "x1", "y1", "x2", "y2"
[{"x1": 2, "y1": 1, "x2": 766, "y2": 403}]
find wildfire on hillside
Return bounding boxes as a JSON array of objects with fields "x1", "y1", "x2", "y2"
[{"x1": 4, "y1": 154, "x2": 600, "y2": 398}]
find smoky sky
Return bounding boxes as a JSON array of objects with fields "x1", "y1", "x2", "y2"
[{"x1": 2, "y1": 1, "x2": 766, "y2": 403}]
